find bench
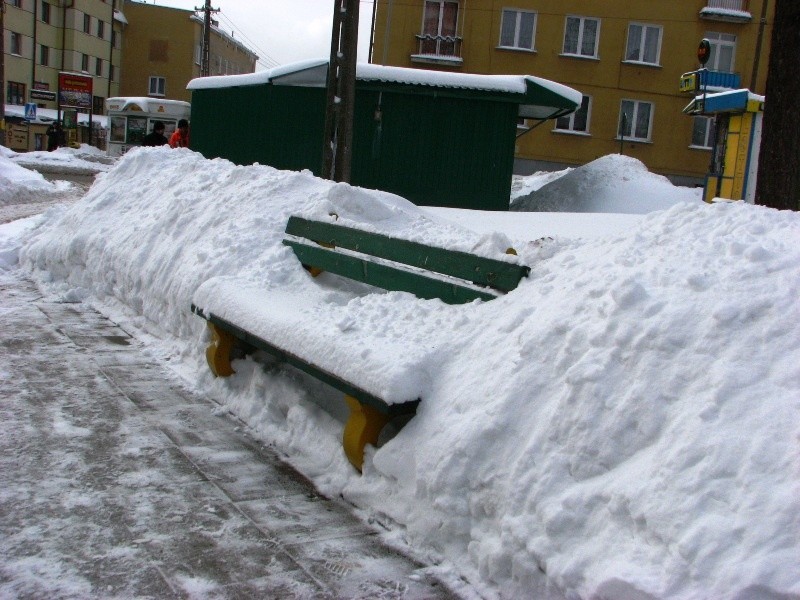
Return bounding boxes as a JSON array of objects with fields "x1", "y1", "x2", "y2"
[{"x1": 191, "y1": 215, "x2": 530, "y2": 471}]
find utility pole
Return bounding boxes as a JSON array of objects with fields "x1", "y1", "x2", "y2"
[
  {"x1": 1, "y1": 0, "x2": 6, "y2": 146},
  {"x1": 195, "y1": 0, "x2": 219, "y2": 77},
  {"x1": 322, "y1": 0, "x2": 360, "y2": 183}
]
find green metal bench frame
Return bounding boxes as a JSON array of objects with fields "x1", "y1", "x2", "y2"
[{"x1": 192, "y1": 215, "x2": 529, "y2": 471}]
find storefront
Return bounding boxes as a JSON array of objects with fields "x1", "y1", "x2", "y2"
[{"x1": 105, "y1": 97, "x2": 191, "y2": 156}]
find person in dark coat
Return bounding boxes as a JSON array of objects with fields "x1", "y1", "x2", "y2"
[
  {"x1": 46, "y1": 121, "x2": 64, "y2": 151},
  {"x1": 141, "y1": 121, "x2": 168, "y2": 147}
]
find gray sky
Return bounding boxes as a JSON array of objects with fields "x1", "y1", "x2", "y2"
[{"x1": 133, "y1": 0, "x2": 377, "y2": 70}]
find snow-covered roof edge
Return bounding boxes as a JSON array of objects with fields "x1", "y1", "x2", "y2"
[{"x1": 187, "y1": 59, "x2": 581, "y2": 105}]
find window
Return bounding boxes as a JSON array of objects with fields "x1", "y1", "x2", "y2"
[
  {"x1": 148, "y1": 76, "x2": 166, "y2": 97},
  {"x1": 10, "y1": 32, "x2": 23, "y2": 56},
  {"x1": 618, "y1": 100, "x2": 653, "y2": 142},
  {"x1": 111, "y1": 29, "x2": 118, "y2": 48},
  {"x1": 691, "y1": 116, "x2": 715, "y2": 148},
  {"x1": 109, "y1": 64, "x2": 115, "y2": 82},
  {"x1": 93, "y1": 96, "x2": 105, "y2": 115},
  {"x1": 705, "y1": 31, "x2": 736, "y2": 72},
  {"x1": 625, "y1": 23, "x2": 662, "y2": 65},
  {"x1": 563, "y1": 16, "x2": 600, "y2": 58},
  {"x1": 420, "y1": 0, "x2": 459, "y2": 56},
  {"x1": 194, "y1": 44, "x2": 202, "y2": 65},
  {"x1": 83, "y1": 13, "x2": 91, "y2": 33},
  {"x1": 81, "y1": 53, "x2": 90, "y2": 72},
  {"x1": 41, "y1": 1, "x2": 51, "y2": 24},
  {"x1": 95, "y1": 57, "x2": 103, "y2": 76},
  {"x1": 499, "y1": 9, "x2": 536, "y2": 51},
  {"x1": 10, "y1": 0, "x2": 22, "y2": 7},
  {"x1": 556, "y1": 95, "x2": 591, "y2": 133},
  {"x1": 40, "y1": 45, "x2": 49, "y2": 66},
  {"x1": 7, "y1": 81, "x2": 26, "y2": 105},
  {"x1": 97, "y1": 20, "x2": 104, "y2": 39}
]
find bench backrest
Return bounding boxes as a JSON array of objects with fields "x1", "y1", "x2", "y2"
[{"x1": 283, "y1": 216, "x2": 530, "y2": 304}]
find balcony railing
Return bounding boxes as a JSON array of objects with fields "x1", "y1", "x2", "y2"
[
  {"x1": 411, "y1": 34, "x2": 463, "y2": 66},
  {"x1": 704, "y1": 0, "x2": 749, "y2": 9},
  {"x1": 700, "y1": 0, "x2": 752, "y2": 22}
]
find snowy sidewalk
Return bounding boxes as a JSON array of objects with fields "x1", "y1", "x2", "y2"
[{"x1": 0, "y1": 272, "x2": 457, "y2": 599}]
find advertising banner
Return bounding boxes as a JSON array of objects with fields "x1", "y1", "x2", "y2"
[{"x1": 58, "y1": 72, "x2": 93, "y2": 110}]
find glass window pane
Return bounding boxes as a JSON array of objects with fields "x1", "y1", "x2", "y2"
[
  {"x1": 441, "y1": 2, "x2": 458, "y2": 36},
  {"x1": 691, "y1": 117, "x2": 708, "y2": 146},
  {"x1": 581, "y1": 19, "x2": 597, "y2": 56},
  {"x1": 626, "y1": 24, "x2": 642, "y2": 60},
  {"x1": 423, "y1": 2, "x2": 439, "y2": 35},
  {"x1": 556, "y1": 115, "x2": 570, "y2": 129},
  {"x1": 519, "y1": 12, "x2": 535, "y2": 49},
  {"x1": 643, "y1": 27, "x2": 659, "y2": 63},
  {"x1": 718, "y1": 45, "x2": 734, "y2": 72},
  {"x1": 635, "y1": 102, "x2": 651, "y2": 138},
  {"x1": 500, "y1": 10, "x2": 516, "y2": 47},
  {"x1": 619, "y1": 101, "x2": 634, "y2": 137},
  {"x1": 573, "y1": 96, "x2": 590, "y2": 131},
  {"x1": 564, "y1": 17, "x2": 579, "y2": 54}
]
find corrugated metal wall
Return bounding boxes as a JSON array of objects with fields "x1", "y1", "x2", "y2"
[{"x1": 190, "y1": 82, "x2": 518, "y2": 210}]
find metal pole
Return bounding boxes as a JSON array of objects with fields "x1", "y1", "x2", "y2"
[
  {"x1": 750, "y1": 0, "x2": 770, "y2": 90},
  {"x1": 195, "y1": 0, "x2": 218, "y2": 77}
]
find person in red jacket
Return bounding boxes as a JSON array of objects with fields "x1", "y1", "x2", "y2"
[{"x1": 169, "y1": 119, "x2": 190, "y2": 148}]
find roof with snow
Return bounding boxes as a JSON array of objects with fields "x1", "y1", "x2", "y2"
[{"x1": 187, "y1": 59, "x2": 582, "y2": 121}]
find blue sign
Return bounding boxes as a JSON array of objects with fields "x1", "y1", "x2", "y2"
[{"x1": 24, "y1": 103, "x2": 37, "y2": 121}]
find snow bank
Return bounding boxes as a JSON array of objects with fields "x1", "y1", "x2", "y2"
[
  {"x1": 0, "y1": 151, "x2": 74, "y2": 206},
  {"x1": 17, "y1": 148, "x2": 800, "y2": 600},
  {"x1": 511, "y1": 154, "x2": 702, "y2": 213}
]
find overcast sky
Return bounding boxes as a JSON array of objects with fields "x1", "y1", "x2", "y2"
[{"x1": 132, "y1": 0, "x2": 378, "y2": 70}]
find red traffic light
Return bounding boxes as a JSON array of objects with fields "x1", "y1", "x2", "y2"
[{"x1": 698, "y1": 39, "x2": 711, "y2": 65}]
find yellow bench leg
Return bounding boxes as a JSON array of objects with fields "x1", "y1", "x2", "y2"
[
  {"x1": 343, "y1": 395, "x2": 389, "y2": 471},
  {"x1": 205, "y1": 322, "x2": 236, "y2": 377}
]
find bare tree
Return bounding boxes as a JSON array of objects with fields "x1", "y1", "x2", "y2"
[{"x1": 755, "y1": 0, "x2": 800, "y2": 211}]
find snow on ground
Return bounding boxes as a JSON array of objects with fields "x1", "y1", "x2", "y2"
[
  {"x1": 3, "y1": 147, "x2": 800, "y2": 600},
  {"x1": 511, "y1": 154, "x2": 703, "y2": 213},
  {"x1": 6, "y1": 143, "x2": 117, "y2": 176},
  {"x1": 0, "y1": 147, "x2": 83, "y2": 209}
]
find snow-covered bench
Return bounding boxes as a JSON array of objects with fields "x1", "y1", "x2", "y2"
[{"x1": 191, "y1": 215, "x2": 530, "y2": 471}]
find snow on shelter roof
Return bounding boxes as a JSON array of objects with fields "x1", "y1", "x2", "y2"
[{"x1": 187, "y1": 59, "x2": 582, "y2": 119}]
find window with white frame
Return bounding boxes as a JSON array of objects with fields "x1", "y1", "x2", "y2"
[
  {"x1": 420, "y1": 0, "x2": 459, "y2": 56},
  {"x1": 499, "y1": 9, "x2": 536, "y2": 51},
  {"x1": 149, "y1": 76, "x2": 166, "y2": 97},
  {"x1": 705, "y1": 31, "x2": 736, "y2": 72},
  {"x1": 625, "y1": 23, "x2": 662, "y2": 65},
  {"x1": 691, "y1": 116, "x2": 715, "y2": 148},
  {"x1": 563, "y1": 15, "x2": 600, "y2": 58},
  {"x1": 556, "y1": 95, "x2": 591, "y2": 133},
  {"x1": 618, "y1": 99, "x2": 653, "y2": 142},
  {"x1": 10, "y1": 32, "x2": 23, "y2": 55}
]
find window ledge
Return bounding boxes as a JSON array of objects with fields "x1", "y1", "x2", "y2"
[
  {"x1": 621, "y1": 60, "x2": 662, "y2": 69},
  {"x1": 688, "y1": 144, "x2": 712, "y2": 151},
  {"x1": 559, "y1": 53, "x2": 600, "y2": 61},
  {"x1": 615, "y1": 137, "x2": 653, "y2": 145},
  {"x1": 552, "y1": 129, "x2": 591, "y2": 137},
  {"x1": 410, "y1": 54, "x2": 464, "y2": 67},
  {"x1": 496, "y1": 46, "x2": 536, "y2": 54}
]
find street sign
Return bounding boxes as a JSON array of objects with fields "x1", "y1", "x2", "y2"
[{"x1": 24, "y1": 103, "x2": 37, "y2": 121}]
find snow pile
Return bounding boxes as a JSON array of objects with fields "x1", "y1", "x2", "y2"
[
  {"x1": 0, "y1": 148, "x2": 76, "y2": 205},
  {"x1": 511, "y1": 167, "x2": 573, "y2": 201},
  {"x1": 16, "y1": 148, "x2": 800, "y2": 600},
  {"x1": 511, "y1": 154, "x2": 702, "y2": 213},
  {"x1": 10, "y1": 144, "x2": 116, "y2": 176}
]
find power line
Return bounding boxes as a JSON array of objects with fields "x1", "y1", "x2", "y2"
[{"x1": 217, "y1": 10, "x2": 281, "y2": 68}]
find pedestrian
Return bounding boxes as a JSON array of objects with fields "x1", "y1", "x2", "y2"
[
  {"x1": 141, "y1": 121, "x2": 168, "y2": 147},
  {"x1": 46, "y1": 121, "x2": 64, "y2": 151},
  {"x1": 169, "y1": 119, "x2": 190, "y2": 148}
]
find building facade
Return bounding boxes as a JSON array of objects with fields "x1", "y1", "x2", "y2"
[
  {"x1": 371, "y1": 0, "x2": 774, "y2": 184},
  {"x1": 4, "y1": 0, "x2": 124, "y2": 115},
  {"x1": 119, "y1": 1, "x2": 257, "y2": 103}
]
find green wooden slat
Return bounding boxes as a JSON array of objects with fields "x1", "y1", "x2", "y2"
[
  {"x1": 284, "y1": 240, "x2": 498, "y2": 304},
  {"x1": 285, "y1": 216, "x2": 529, "y2": 292},
  {"x1": 191, "y1": 304, "x2": 419, "y2": 417}
]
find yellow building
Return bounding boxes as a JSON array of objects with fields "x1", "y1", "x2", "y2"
[
  {"x1": 371, "y1": 0, "x2": 774, "y2": 185},
  {"x1": 119, "y1": 1, "x2": 258, "y2": 103},
  {"x1": 3, "y1": 0, "x2": 124, "y2": 115}
]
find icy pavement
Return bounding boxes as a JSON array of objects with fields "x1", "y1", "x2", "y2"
[{"x1": 0, "y1": 270, "x2": 461, "y2": 599}]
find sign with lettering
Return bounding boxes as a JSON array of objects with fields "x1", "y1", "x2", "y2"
[{"x1": 58, "y1": 72, "x2": 93, "y2": 110}]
